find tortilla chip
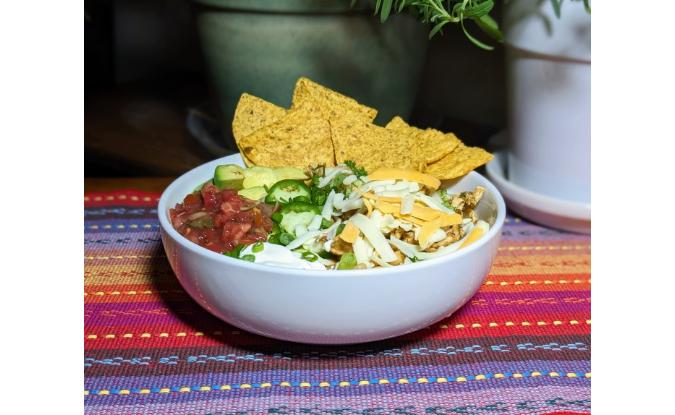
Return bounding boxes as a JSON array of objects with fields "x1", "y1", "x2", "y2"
[
  {"x1": 424, "y1": 143, "x2": 494, "y2": 180},
  {"x1": 384, "y1": 116, "x2": 410, "y2": 130},
  {"x1": 292, "y1": 77, "x2": 377, "y2": 122},
  {"x1": 385, "y1": 116, "x2": 460, "y2": 167},
  {"x1": 232, "y1": 93, "x2": 287, "y2": 140},
  {"x1": 329, "y1": 118, "x2": 416, "y2": 172},
  {"x1": 232, "y1": 93, "x2": 287, "y2": 166},
  {"x1": 239, "y1": 101, "x2": 335, "y2": 168}
]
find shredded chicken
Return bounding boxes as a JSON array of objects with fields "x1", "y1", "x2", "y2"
[
  {"x1": 445, "y1": 186, "x2": 485, "y2": 223},
  {"x1": 389, "y1": 248, "x2": 405, "y2": 265},
  {"x1": 426, "y1": 225, "x2": 465, "y2": 252},
  {"x1": 330, "y1": 238, "x2": 352, "y2": 256},
  {"x1": 390, "y1": 228, "x2": 416, "y2": 244}
]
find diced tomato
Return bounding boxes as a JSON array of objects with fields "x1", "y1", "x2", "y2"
[
  {"x1": 182, "y1": 193, "x2": 203, "y2": 212},
  {"x1": 201, "y1": 184, "x2": 221, "y2": 212},
  {"x1": 170, "y1": 185, "x2": 275, "y2": 253},
  {"x1": 221, "y1": 222, "x2": 252, "y2": 248}
]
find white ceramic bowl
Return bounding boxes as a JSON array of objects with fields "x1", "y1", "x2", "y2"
[{"x1": 158, "y1": 154, "x2": 506, "y2": 344}]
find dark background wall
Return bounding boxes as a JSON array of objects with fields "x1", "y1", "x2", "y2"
[{"x1": 85, "y1": 0, "x2": 505, "y2": 177}]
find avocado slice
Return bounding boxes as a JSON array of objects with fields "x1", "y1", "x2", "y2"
[
  {"x1": 237, "y1": 186, "x2": 267, "y2": 201},
  {"x1": 214, "y1": 164, "x2": 245, "y2": 190},
  {"x1": 274, "y1": 167, "x2": 308, "y2": 181},
  {"x1": 242, "y1": 166, "x2": 279, "y2": 189}
]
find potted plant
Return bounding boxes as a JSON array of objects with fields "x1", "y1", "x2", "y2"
[
  {"x1": 376, "y1": 0, "x2": 591, "y2": 232},
  {"x1": 191, "y1": 0, "x2": 430, "y2": 151}
]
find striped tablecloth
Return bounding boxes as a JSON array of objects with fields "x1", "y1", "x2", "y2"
[{"x1": 84, "y1": 190, "x2": 591, "y2": 415}]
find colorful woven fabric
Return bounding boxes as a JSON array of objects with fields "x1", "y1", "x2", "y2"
[{"x1": 84, "y1": 190, "x2": 591, "y2": 415}]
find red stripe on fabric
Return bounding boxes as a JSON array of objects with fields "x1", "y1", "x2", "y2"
[
  {"x1": 84, "y1": 316, "x2": 590, "y2": 350},
  {"x1": 84, "y1": 191, "x2": 161, "y2": 208}
]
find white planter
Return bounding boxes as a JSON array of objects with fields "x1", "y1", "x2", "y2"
[{"x1": 504, "y1": 0, "x2": 591, "y2": 204}]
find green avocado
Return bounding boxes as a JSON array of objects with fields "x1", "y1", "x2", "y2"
[
  {"x1": 214, "y1": 164, "x2": 245, "y2": 190},
  {"x1": 273, "y1": 167, "x2": 308, "y2": 181},
  {"x1": 237, "y1": 186, "x2": 267, "y2": 201},
  {"x1": 242, "y1": 166, "x2": 278, "y2": 189}
]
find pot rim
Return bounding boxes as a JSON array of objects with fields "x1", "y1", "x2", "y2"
[{"x1": 192, "y1": 0, "x2": 371, "y2": 14}]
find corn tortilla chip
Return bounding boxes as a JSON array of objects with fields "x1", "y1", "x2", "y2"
[
  {"x1": 232, "y1": 93, "x2": 287, "y2": 166},
  {"x1": 329, "y1": 118, "x2": 416, "y2": 172},
  {"x1": 292, "y1": 77, "x2": 377, "y2": 122},
  {"x1": 424, "y1": 143, "x2": 493, "y2": 180},
  {"x1": 385, "y1": 116, "x2": 460, "y2": 166},
  {"x1": 239, "y1": 101, "x2": 335, "y2": 168},
  {"x1": 384, "y1": 116, "x2": 410, "y2": 130}
]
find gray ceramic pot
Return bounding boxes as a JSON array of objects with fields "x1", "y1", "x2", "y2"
[{"x1": 192, "y1": 0, "x2": 428, "y2": 147}]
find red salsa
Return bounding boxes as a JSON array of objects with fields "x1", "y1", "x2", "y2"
[{"x1": 169, "y1": 183, "x2": 274, "y2": 253}]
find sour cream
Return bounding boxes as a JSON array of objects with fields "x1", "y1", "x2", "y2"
[{"x1": 240, "y1": 243, "x2": 325, "y2": 270}]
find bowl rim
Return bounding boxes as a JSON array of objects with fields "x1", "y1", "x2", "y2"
[{"x1": 157, "y1": 155, "x2": 506, "y2": 278}]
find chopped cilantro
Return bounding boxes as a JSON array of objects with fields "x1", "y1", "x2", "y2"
[
  {"x1": 344, "y1": 160, "x2": 368, "y2": 177},
  {"x1": 329, "y1": 173, "x2": 348, "y2": 189},
  {"x1": 301, "y1": 252, "x2": 318, "y2": 262},
  {"x1": 252, "y1": 241, "x2": 264, "y2": 253},
  {"x1": 337, "y1": 252, "x2": 357, "y2": 270},
  {"x1": 320, "y1": 218, "x2": 333, "y2": 229},
  {"x1": 241, "y1": 254, "x2": 256, "y2": 262},
  {"x1": 439, "y1": 192, "x2": 458, "y2": 213},
  {"x1": 278, "y1": 232, "x2": 294, "y2": 246},
  {"x1": 223, "y1": 244, "x2": 246, "y2": 259}
]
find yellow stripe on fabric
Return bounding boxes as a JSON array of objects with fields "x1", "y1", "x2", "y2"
[
  {"x1": 436, "y1": 319, "x2": 590, "y2": 330},
  {"x1": 483, "y1": 279, "x2": 591, "y2": 287},
  {"x1": 85, "y1": 319, "x2": 591, "y2": 340},
  {"x1": 84, "y1": 371, "x2": 590, "y2": 396},
  {"x1": 488, "y1": 255, "x2": 590, "y2": 276},
  {"x1": 497, "y1": 245, "x2": 590, "y2": 252},
  {"x1": 84, "y1": 255, "x2": 164, "y2": 260}
]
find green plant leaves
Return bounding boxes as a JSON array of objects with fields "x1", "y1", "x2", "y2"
[
  {"x1": 474, "y1": 14, "x2": 503, "y2": 42},
  {"x1": 380, "y1": 0, "x2": 394, "y2": 22},
  {"x1": 460, "y1": 18, "x2": 494, "y2": 51},
  {"x1": 429, "y1": 20, "x2": 449, "y2": 39},
  {"x1": 369, "y1": 0, "x2": 502, "y2": 50}
]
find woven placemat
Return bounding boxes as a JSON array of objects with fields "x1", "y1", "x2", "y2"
[{"x1": 84, "y1": 190, "x2": 590, "y2": 415}]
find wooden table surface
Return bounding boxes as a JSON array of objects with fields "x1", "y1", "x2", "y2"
[{"x1": 85, "y1": 177, "x2": 175, "y2": 192}]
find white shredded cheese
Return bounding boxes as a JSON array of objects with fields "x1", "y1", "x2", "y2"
[
  {"x1": 321, "y1": 190, "x2": 335, "y2": 219},
  {"x1": 424, "y1": 228, "x2": 447, "y2": 248},
  {"x1": 332, "y1": 193, "x2": 345, "y2": 209},
  {"x1": 342, "y1": 174, "x2": 357, "y2": 185},
  {"x1": 378, "y1": 190, "x2": 409, "y2": 198},
  {"x1": 349, "y1": 214, "x2": 398, "y2": 262},
  {"x1": 340, "y1": 198, "x2": 363, "y2": 212},
  {"x1": 389, "y1": 236, "x2": 420, "y2": 259},
  {"x1": 385, "y1": 181, "x2": 409, "y2": 192},
  {"x1": 400, "y1": 194, "x2": 415, "y2": 215},
  {"x1": 416, "y1": 194, "x2": 456, "y2": 214},
  {"x1": 352, "y1": 237, "x2": 371, "y2": 265},
  {"x1": 318, "y1": 167, "x2": 349, "y2": 188},
  {"x1": 371, "y1": 253, "x2": 392, "y2": 267},
  {"x1": 325, "y1": 219, "x2": 342, "y2": 240},
  {"x1": 285, "y1": 230, "x2": 323, "y2": 250},
  {"x1": 307, "y1": 214, "x2": 323, "y2": 231}
]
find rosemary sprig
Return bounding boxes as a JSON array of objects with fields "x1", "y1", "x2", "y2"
[
  {"x1": 364, "y1": 0, "x2": 591, "y2": 51},
  {"x1": 373, "y1": 0, "x2": 502, "y2": 50}
]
